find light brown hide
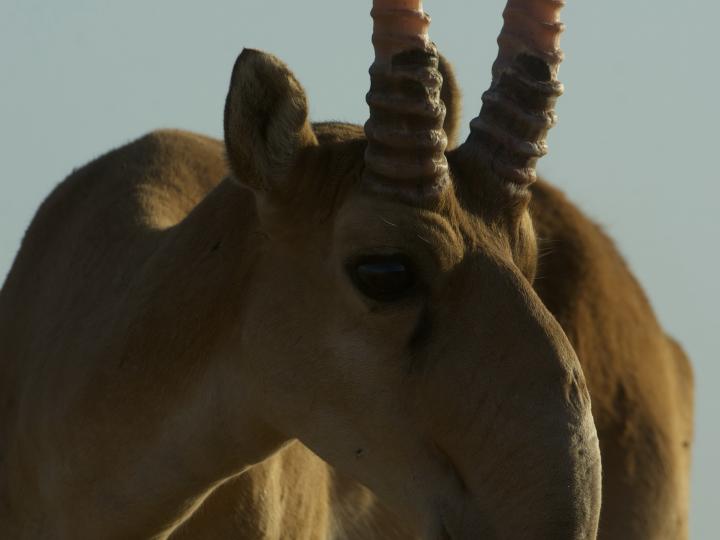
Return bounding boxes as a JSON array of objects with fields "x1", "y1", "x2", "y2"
[
  {"x1": 0, "y1": 6, "x2": 692, "y2": 531},
  {"x1": 0, "y1": 124, "x2": 691, "y2": 538}
]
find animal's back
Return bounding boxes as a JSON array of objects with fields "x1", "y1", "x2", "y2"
[{"x1": 0, "y1": 130, "x2": 228, "y2": 465}]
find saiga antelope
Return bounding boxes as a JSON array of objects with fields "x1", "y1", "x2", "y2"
[{"x1": 0, "y1": 0, "x2": 693, "y2": 538}]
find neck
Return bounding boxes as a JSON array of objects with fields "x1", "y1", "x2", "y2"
[
  {"x1": 3, "y1": 180, "x2": 287, "y2": 538},
  {"x1": 171, "y1": 441, "x2": 413, "y2": 539}
]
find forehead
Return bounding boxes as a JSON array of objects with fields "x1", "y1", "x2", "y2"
[
  {"x1": 298, "y1": 123, "x2": 509, "y2": 263},
  {"x1": 333, "y1": 189, "x2": 508, "y2": 274}
]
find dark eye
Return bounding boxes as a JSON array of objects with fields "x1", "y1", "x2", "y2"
[{"x1": 350, "y1": 255, "x2": 416, "y2": 302}]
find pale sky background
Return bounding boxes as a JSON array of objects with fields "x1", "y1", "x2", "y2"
[{"x1": 0, "y1": 0, "x2": 717, "y2": 536}]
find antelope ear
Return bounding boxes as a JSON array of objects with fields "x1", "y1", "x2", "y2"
[
  {"x1": 224, "y1": 49, "x2": 318, "y2": 192},
  {"x1": 439, "y1": 54, "x2": 462, "y2": 150}
]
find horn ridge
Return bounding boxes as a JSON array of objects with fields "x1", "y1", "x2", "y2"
[
  {"x1": 363, "y1": 1, "x2": 450, "y2": 203},
  {"x1": 461, "y1": 0, "x2": 566, "y2": 189}
]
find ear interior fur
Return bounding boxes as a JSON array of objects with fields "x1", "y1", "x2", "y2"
[{"x1": 224, "y1": 49, "x2": 317, "y2": 192}]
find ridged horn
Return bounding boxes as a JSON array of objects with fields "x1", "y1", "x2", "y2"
[
  {"x1": 459, "y1": 0, "x2": 566, "y2": 188},
  {"x1": 363, "y1": 0, "x2": 450, "y2": 202}
]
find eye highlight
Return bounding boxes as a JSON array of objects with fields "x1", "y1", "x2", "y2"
[{"x1": 349, "y1": 255, "x2": 416, "y2": 302}]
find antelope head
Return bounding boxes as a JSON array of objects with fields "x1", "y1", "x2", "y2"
[{"x1": 223, "y1": 0, "x2": 601, "y2": 537}]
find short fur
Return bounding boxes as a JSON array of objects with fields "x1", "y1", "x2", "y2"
[{"x1": 0, "y1": 49, "x2": 691, "y2": 539}]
